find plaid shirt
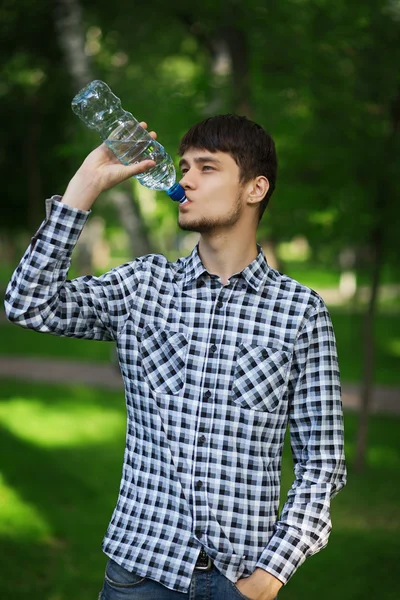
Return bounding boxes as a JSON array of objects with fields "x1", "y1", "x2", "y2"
[{"x1": 5, "y1": 198, "x2": 346, "y2": 593}]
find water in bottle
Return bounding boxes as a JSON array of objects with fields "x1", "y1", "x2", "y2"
[{"x1": 71, "y1": 80, "x2": 185, "y2": 202}]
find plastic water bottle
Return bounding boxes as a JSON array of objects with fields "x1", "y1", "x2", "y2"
[{"x1": 71, "y1": 80, "x2": 185, "y2": 203}]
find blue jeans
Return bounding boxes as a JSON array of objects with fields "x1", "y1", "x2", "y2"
[{"x1": 99, "y1": 558, "x2": 274, "y2": 600}]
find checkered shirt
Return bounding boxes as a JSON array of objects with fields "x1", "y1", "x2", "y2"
[{"x1": 5, "y1": 198, "x2": 346, "y2": 592}]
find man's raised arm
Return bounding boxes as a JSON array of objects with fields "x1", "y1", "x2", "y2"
[{"x1": 4, "y1": 126, "x2": 157, "y2": 340}]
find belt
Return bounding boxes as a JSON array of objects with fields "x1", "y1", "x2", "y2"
[{"x1": 194, "y1": 548, "x2": 213, "y2": 571}]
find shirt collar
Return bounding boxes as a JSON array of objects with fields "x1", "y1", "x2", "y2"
[
  {"x1": 182, "y1": 245, "x2": 208, "y2": 284},
  {"x1": 182, "y1": 244, "x2": 270, "y2": 292}
]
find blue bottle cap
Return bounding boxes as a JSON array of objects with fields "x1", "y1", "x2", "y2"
[{"x1": 167, "y1": 183, "x2": 186, "y2": 203}]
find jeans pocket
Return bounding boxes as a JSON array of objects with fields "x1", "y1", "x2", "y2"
[
  {"x1": 105, "y1": 559, "x2": 147, "y2": 589},
  {"x1": 230, "y1": 581, "x2": 253, "y2": 600}
]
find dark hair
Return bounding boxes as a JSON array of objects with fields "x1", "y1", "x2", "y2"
[{"x1": 178, "y1": 114, "x2": 278, "y2": 221}]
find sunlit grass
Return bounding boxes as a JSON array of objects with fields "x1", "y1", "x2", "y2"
[
  {"x1": 0, "y1": 380, "x2": 126, "y2": 599},
  {"x1": 0, "y1": 474, "x2": 52, "y2": 540},
  {"x1": 0, "y1": 397, "x2": 125, "y2": 447}
]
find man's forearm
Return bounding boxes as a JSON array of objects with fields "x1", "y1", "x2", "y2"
[{"x1": 61, "y1": 170, "x2": 101, "y2": 211}]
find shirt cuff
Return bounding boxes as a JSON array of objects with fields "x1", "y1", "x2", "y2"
[
  {"x1": 32, "y1": 195, "x2": 91, "y2": 254},
  {"x1": 255, "y1": 527, "x2": 309, "y2": 585}
]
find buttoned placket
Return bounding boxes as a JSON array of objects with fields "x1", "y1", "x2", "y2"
[{"x1": 191, "y1": 278, "x2": 239, "y2": 544}]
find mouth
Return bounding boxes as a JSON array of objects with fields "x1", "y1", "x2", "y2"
[{"x1": 179, "y1": 197, "x2": 192, "y2": 207}]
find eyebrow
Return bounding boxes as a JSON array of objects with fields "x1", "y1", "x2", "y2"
[{"x1": 179, "y1": 155, "x2": 222, "y2": 168}]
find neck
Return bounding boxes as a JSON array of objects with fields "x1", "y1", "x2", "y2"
[{"x1": 198, "y1": 230, "x2": 258, "y2": 285}]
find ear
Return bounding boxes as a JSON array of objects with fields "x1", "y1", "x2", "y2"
[{"x1": 246, "y1": 176, "x2": 269, "y2": 207}]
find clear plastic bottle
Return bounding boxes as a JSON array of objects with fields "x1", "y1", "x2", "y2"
[{"x1": 71, "y1": 80, "x2": 185, "y2": 202}]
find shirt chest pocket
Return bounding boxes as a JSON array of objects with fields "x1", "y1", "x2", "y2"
[
  {"x1": 140, "y1": 325, "x2": 188, "y2": 395},
  {"x1": 232, "y1": 344, "x2": 291, "y2": 412}
]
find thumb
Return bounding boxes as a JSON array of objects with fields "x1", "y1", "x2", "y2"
[
  {"x1": 124, "y1": 159, "x2": 156, "y2": 177},
  {"x1": 102, "y1": 159, "x2": 157, "y2": 191}
]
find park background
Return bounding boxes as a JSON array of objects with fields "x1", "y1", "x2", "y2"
[{"x1": 0, "y1": 0, "x2": 399, "y2": 598}]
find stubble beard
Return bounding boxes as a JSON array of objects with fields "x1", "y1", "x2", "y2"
[{"x1": 178, "y1": 192, "x2": 244, "y2": 234}]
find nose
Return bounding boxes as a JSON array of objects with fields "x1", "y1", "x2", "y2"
[{"x1": 179, "y1": 169, "x2": 196, "y2": 190}]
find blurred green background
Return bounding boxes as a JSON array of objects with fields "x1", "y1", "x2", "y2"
[{"x1": 0, "y1": 0, "x2": 399, "y2": 598}]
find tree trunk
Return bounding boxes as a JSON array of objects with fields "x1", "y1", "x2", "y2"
[
  {"x1": 53, "y1": 0, "x2": 92, "y2": 89},
  {"x1": 54, "y1": 0, "x2": 152, "y2": 266},
  {"x1": 111, "y1": 184, "x2": 152, "y2": 258},
  {"x1": 354, "y1": 229, "x2": 383, "y2": 472},
  {"x1": 220, "y1": 24, "x2": 252, "y2": 117},
  {"x1": 354, "y1": 85, "x2": 400, "y2": 471},
  {"x1": 176, "y1": 6, "x2": 252, "y2": 117}
]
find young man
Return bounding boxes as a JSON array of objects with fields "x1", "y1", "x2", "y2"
[{"x1": 5, "y1": 115, "x2": 346, "y2": 600}]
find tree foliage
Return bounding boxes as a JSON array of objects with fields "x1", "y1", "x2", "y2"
[{"x1": 1, "y1": 0, "x2": 398, "y2": 257}]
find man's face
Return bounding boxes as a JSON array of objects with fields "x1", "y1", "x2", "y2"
[{"x1": 177, "y1": 149, "x2": 247, "y2": 234}]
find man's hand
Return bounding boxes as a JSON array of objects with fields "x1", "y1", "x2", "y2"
[
  {"x1": 62, "y1": 122, "x2": 157, "y2": 211},
  {"x1": 235, "y1": 568, "x2": 283, "y2": 600}
]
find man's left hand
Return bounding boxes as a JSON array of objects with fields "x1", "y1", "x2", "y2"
[{"x1": 235, "y1": 568, "x2": 283, "y2": 600}]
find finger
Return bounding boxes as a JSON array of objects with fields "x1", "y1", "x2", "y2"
[
  {"x1": 139, "y1": 121, "x2": 148, "y2": 129},
  {"x1": 105, "y1": 159, "x2": 156, "y2": 189},
  {"x1": 149, "y1": 130, "x2": 157, "y2": 140},
  {"x1": 125, "y1": 159, "x2": 156, "y2": 175}
]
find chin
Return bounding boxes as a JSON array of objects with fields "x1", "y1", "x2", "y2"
[{"x1": 179, "y1": 220, "x2": 197, "y2": 233}]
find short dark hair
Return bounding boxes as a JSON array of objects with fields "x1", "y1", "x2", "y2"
[{"x1": 178, "y1": 114, "x2": 277, "y2": 221}]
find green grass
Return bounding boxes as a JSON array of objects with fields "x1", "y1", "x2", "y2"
[
  {"x1": 0, "y1": 322, "x2": 113, "y2": 362},
  {"x1": 0, "y1": 379, "x2": 399, "y2": 599},
  {"x1": 330, "y1": 309, "x2": 400, "y2": 385},
  {"x1": 0, "y1": 263, "x2": 16, "y2": 287},
  {"x1": 0, "y1": 380, "x2": 126, "y2": 600}
]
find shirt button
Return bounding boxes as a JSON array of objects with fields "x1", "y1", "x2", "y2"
[
  {"x1": 160, "y1": 331, "x2": 168, "y2": 341},
  {"x1": 199, "y1": 435, "x2": 206, "y2": 444},
  {"x1": 217, "y1": 301, "x2": 223, "y2": 309},
  {"x1": 195, "y1": 480, "x2": 203, "y2": 490},
  {"x1": 204, "y1": 390, "x2": 212, "y2": 399},
  {"x1": 210, "y1": 344, "x2": 217, "y2": 353},
  {"x1": 261, "y1": 349, "x2": 268, "y2": 358}
]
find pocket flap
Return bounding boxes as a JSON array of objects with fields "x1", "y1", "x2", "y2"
[
  {"x1": 141, "y1": 325, "x2": 188, "y2": 395},
  {"x1": 232, "y1": 344, "x2": 291, "y2": 411}
]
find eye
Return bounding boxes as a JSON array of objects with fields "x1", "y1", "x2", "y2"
[
  {"x1": 202, "y1": 165, "x2": 214, "y2": 172},
  {"x1": 180, "y1": 168, "x2": 189, "y2": 175}
]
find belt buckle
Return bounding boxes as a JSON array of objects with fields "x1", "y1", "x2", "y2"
[
  {"x1": 195, "y1": 549, "x2": 213, "y2": 571},
  {"x1": 195, "y1": 555, "x2": 212, "y2": 571}
]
